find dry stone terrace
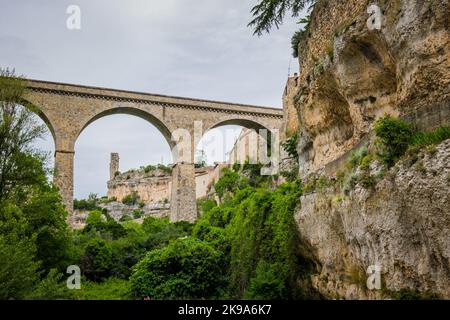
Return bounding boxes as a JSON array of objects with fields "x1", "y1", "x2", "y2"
[{"x1": 23, "y1": 79, "x2": 284, "y2": 222}]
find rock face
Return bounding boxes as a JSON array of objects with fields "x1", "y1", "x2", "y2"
[
  {"x1": 107, "y1": 168, "x2": 172, "y2": 204},
  {"x1": 99, "y1": 201, "x2": 170, "y2": 222},
  {"x1": 295, "y1": 139, "x2": 450, "y2": 299},
  {"x1": 286, "y1": 0, "x2": 450, "y2": 175},
  {"x1": 284, "y1": 0, "x2": 450, "y2": 299}
]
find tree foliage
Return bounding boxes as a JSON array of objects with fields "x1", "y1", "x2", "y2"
[
  {"x1": 0, "y1": 69, "x2": 47, "y2": 201},
  {"x1": 130, "y1": 237, "x2": 226, "y2": 300},
  {"x1": 248, "y1": 0, "x2": 314, "y2": 35},
  {"x1": 0, "y1": 70, "x2": 73, "y2": 299},
  {"x1": 374, "y1": 116, "x2": 415, "y2": 166}
]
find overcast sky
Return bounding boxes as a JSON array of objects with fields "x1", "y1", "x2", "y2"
[{"x1": 0, "y1": 0, "x2": 302, "y2": 199}]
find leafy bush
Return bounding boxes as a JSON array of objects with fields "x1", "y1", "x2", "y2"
[
  {"x1": 132, "y1": 210, "x2": 143, "y2": 219},
  {"x1": 232, "y1": 162, "x2": 242, "y2": 172},
  {"x1": 374, "y1": 116, "x2": 414, "y2": 166},
  {"x1": 245, "y1": 260, "x2": 287, "y2": 299},
  {"x1": 358, "y1": 172, "x2": 376, "y2": 189},
  {"x1": 143, "y1": 165, "x2": 156, "y2": 174},
  {"x1": 74, "y1": 193, "x2": 101, "y2": 211},
  {"x1": 291, "y1": 30, "x2": 307, "y2": 58},
  {"x1": 281, "y1": 163, "x2": 299, "y2": 182},
  {"x1": 26, "y1": 269, "x2": 71, "y2": 300},
  {"x1": 214, "y1": 168, "x2": 241, "y2": 200},
  {"x1": 73, "y1": 277, "x2": 131, "y2": 300},
  {"x1": 225, "y1": 181, "x2": 313, "y2": 299},
  {"x1": 374, "y1": 116, "x2": 449, "y2": 167},
  {"x1": 130, "y1": 237, "x2": 226, "y2": 299},
  {"x1": 0, "y1": 235, "x2": 40, "y2": 299},
  {"x1": 197, "y1": 198, "x2": 217, "y2": 216},
  {"x1": 119, "y1": 215, "x2": 132, "y2": 222},
  {"x1": 348, "y1": 147, "x2": 368, "y2": 170},
  {"x1": 282, "y1": 133, "x2": 299, "y2": 160},
  {"x1": 142, "y1": 216, "x2": 171, "y2": 234},
  {"x1": 343, "y1": 173, "x2": 358, "y2": 195},
  {"x1": 81, "y1": 239, "x2": 113, "y2": 281},
  {"x1": 157, "y1": 164, "x2": 172, "y2": 174},
  {"x1": 84, "y1": 211, "x2": 127, "y2": 240},
  {"x1": 122, "y1": 192, "x2": 140, "y2": 206}
]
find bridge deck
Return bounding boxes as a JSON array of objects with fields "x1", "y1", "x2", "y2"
[{"x1": 26, "y1": 79, "x2": 283, "y2": 118}]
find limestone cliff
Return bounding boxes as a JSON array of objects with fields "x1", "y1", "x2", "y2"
[
  {"x1": 284, "y1": 0, "x2": 449, "y2": 174},
  {"x1": 295, "y1": 139, "x2": 450, "y2": 299},
  {"x1": 284, "y1": 0, "x2": 450, "y2": 299}
]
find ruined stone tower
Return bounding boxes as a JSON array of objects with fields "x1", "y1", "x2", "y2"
[{"x1": 110, "y1": 153, "x2": 120, "y2": 180}]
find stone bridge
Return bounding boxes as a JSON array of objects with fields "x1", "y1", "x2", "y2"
[{"x1": 23, "y1": 79, "x2": 283, "y2": 222}]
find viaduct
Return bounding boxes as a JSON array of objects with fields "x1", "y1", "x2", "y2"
[{"x1": 23, "y1": 79, "x2": 284, "y2": 222}]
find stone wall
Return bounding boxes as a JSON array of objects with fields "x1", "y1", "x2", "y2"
[{"x1": 282, "y1": 74, "x2": 300, "y2": 137}]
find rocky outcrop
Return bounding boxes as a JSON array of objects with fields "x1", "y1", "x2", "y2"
[
  {"x1": 99, "y1": 201, "x2": 170, "y2": 221},
  {"x1": 107, "y1": 168, "x2": 172, "y2": 204},
  {"x1": 295, "y1": 139, "x2": 450, "y2": 299},
  {"x1": 285, "y1": 1, "x2": 450, "y2": 298},
  {"x1": 289, "y1": 0, "x2": 449, "y2": 175}
]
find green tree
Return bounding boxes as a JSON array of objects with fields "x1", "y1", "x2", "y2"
[
  {"x1": 0, "y1": 70, "x2": 46, "y2": 201},
  {"x1": 25, "y1": 269, "x2": 71, "y2": 300},
  {"x1": 0, "y1": 235, "x2": 40, "y2": 300},
  {"x1": 374, "y1": 116, "x2": 414, "y2": 166},
  {"x1": 130, "y1": 237, "x2": 226, "y2": 300},
  {"x1": 84, "y1": 210, "x2": 127, "y2": 240},
  {"x1": 81, "y1": 238, "x2": 113, "y2": 281},
  {"x1": 122, "y1": 191, "x2": 140, "y2": 205},
  {"x1": 248, "y1": 0, "x2": 314, "y2": 35},
  {"x1": 0, "y1": 70, "x2": 71, "y2": 274}
]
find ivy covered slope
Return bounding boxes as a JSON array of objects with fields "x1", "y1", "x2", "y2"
[{"x1": 130, "y1": 165, "x2": 320, "y2": 300}]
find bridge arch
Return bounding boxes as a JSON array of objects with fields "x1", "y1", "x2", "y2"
[
  {"x1": 75, "y1": 106, "x2": 175, "y2": 150},
  {"x1": 201, "y1": 118, "x2": 274, "y2": 163},
  {"x1": 207, "y1": 118, "x2": 271, "y2": 132},
  {"x1": 21, "y1": 98, "x2": 57, "y2": 146}
]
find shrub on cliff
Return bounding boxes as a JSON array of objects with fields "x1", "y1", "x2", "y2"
[
  {"x1": 374, "y1": 116, "x2": 414, "y2": 167},
  {"x1": 73, "y1": 193, "x2": 101, "y2": 211},
  {"x1": 374, "y1": 116, "x2": 450, "y2": 167},
  {"x1": 122, "y1": 191, "x2": 140, "y2": 206}
]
